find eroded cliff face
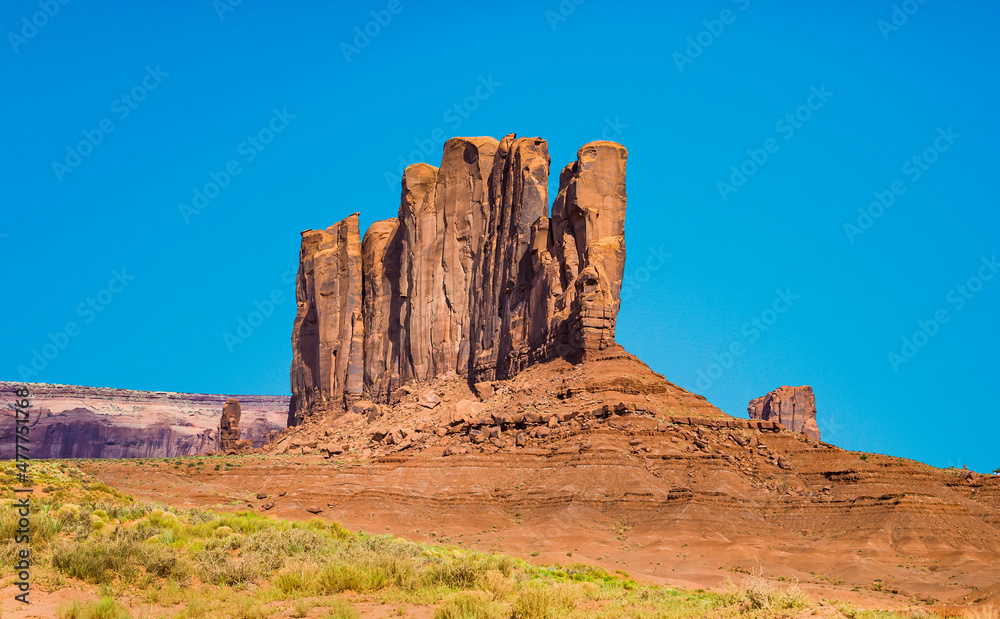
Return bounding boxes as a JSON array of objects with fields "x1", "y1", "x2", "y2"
[
  {"x1": 288, "y1": 135, "x2": 628, "y2": 424},
  {"x1": 748, "y1": 385, "x2": 821, "y2": 440},
  {"x1": 289, "y1": 215, "x2": 365, "y2": 415}
]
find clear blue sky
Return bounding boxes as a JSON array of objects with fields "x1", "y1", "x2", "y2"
[{"x1": 2, "y1": 1, "x2": 997, "y2": 472}]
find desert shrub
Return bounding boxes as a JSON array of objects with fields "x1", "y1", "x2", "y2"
[
  {"x1": 435, "y1": 591, "x2": 506, "y2": 619},
  {"x1": 291, "y1": 598, "x2": 314, "y2": 618},
  {"x1": 325, "y1": 599, "x2": 359, "y2": 619},
  {"x1": 58, "y1": 503, "x2": 82, "y2": 522},
  {"x1": 721, "y1": 575, "x2": 810, "y2": 612},
  {"x1": 57, "y1": 596, "x2": 133, "y2": 619},
  {"x1": 274, "y1": 561, "x2": 321, "y2": 594},
  {"x1": 318, "y1": 563, "x2": 369, "y2": 593},
  {"x1": 424, "y1": 552, "x2": 512, "y2": 589},
  {"x1": 229, "y1": 595, "x2": 266, "y2": 619},
  {"x1": 137, "y1": 542, "x2": 192, "y2": 581},
  {"x1": 51, "y1": 538, "x2": 140, "y2": 584},
  {"x1": 195, "y1": 546, "x2": 271, "y2": 587},
  {"x1": 321, "y1": 535, "x2": 423, "y2": 592},
  {"x1": 478, "y1": 569, "x2": 514, "y2": 599},
  {"x1": 512, "y1": 585, "x2": 556, "y2": 619},
  {"x1": 0, "y1": 503, "x2": 60, "y2": 548}
]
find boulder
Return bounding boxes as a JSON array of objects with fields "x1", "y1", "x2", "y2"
[
  {"x1": 473, "y1": 382, "x2": 495, "y2": 400},
  {"x1": 418, "y1": 391, "x2": 441, "y2": 409},
  {"x1": 350, "y1": 400, "x2": 377, "y2": 416},
  {"x1": 454, "y1": 399, "x2": 483, "y2": 423}
]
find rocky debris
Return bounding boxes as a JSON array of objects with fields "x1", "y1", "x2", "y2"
[
  {"x1": 288, "y1": 135, "x2": 628, "y2": 421},
  {"x1": 748, "y1": 386, "x2": 820, "y2": 440},
  {"x1": 322, "y1": 443, "x2": 344, "y2": 458},
  {"x1": 256, "y1": 492, "x2": 267, "y2": 500},
  {"x1": 219, "y1": 399, "x2": 243, "y2": 452},
  {"x1": 305, "y1": 506, "x2": 323, "y2": 514},
  {"x1": 473, "y1": 381, "x2": 494, "y2": 400},
  {"x1": 418, "y1": 391, "x2": 441, "y2": 409}
]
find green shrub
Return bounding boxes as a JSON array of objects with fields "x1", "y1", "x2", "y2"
[
  {"x1": 512, "y1": 586, "x2": 555, "y2": 619},
  {"x1": 325, "y1": 599, "x2": 359, "y2": 619},
  {"x1": 51, "y1": 538, "x2": 139, "y2": 584},
  {"x1": 435, "y1": 591, "x2": 505, "y2": 619},
  {"x1": 57, "y1": 596, "x2": 133, "y2": 619}
]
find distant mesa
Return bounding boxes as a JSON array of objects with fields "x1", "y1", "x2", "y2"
[
  {"x1": 748, "y1": 385, "x2": 820, "y2": 440},
  {"x1": 0, "y1": 382, "x2": 285, "y2": 459},
  {"x1": 289, "y1": 134, "x2": 628, "y2": 424}
]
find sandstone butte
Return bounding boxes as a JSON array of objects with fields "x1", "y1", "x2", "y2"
[
  {"x1": 749, "y1": 385, "x2": 821, "y2": 440},
  {"x1": 289, "y1": 134, "x2": 627, "y2": 424},
  {"x1": 6, "y1": 133, "x2": 999, "y2": 614}
]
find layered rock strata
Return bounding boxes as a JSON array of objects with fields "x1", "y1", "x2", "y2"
[
  {"x1": 748, "y1": 385, "x2": 821, "y2": 440},
  {"x1": 289, "y1": 135, "x2": 628, "y2": 424}
]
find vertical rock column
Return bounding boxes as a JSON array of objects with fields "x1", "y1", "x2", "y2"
[
  {"x1": 218, "y1": 398, "x2": 241, "y2": 452},
  {"x1": 436, "y1": 137, "x2": 499, "y2": 375},
  {"x1": 469, "y1": 135, "x2": 551, "y2": 380},
  {"x1": 555, "y1": 141, "x2": 628, "y2": 354},
  {"x1": 288, "y1": 214, "x2": 364, "y2": 425},
  {"x1": 361, "y1": 219, "x2": 401, "y2": 402},
  {"x1": 396, "y1": 163, "x2": 440, "y2": 384}
]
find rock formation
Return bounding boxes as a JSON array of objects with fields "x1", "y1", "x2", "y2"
[
  {"x1": 218, "y1": 398, "x2": 242, "y2": 452},
  {"x1": 288, "y1": 134, "x2": 628, "y2": 424},
  {"x1": 289, "y1": 215, "x2": 365, "y2": 416},
  {"x1": 748, "y1": 385, "x2": 820, "y2": 440}
]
